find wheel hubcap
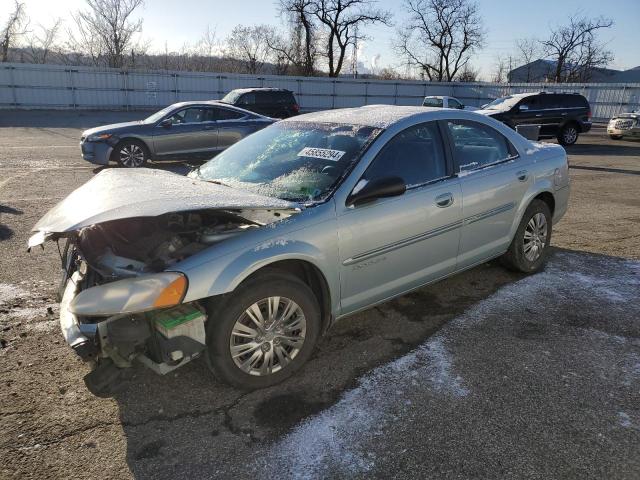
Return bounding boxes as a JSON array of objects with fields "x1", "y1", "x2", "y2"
[
  {"x1": 563, "y1": 128, "x2": 577, "y2": 144},
  {"x1": 119, "y1": 144, "x2": 145, "y2": 167},
  {"x1": 523, "y1": 212, "x2": 548, "y2": 262},
  {"x1": 229, "y1": 296, "x2": 306, "y2": 376}
]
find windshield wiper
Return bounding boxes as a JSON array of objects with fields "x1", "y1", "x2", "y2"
[{"x1": 204, "y1": 179, "x2": 231, "y2": 187}]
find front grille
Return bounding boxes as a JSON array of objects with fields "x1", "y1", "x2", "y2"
[{"x1": 614, "y1": 119, "x2": 635, "y2": 130}]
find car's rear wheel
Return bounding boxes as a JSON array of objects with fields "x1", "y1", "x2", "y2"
[
  {"x1": 205, "y1": 272, "x2": 321, "y2": 389},
  {"x1": 609, "y1": 134, "x2": 623, "y2": 140},
  {"x1": 501, "y1": 199, "x2": 552, "y2": 273},
  {"x1": 557, "y1": 124, "x2": 579, "y2": 146},
  {"x1": 114, "y1": 139, "x2": 148, "y2": 167}
]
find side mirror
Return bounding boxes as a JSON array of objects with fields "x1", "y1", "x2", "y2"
[
  {"x1": 159, "y1": 118, "x2": 172, "y2": 128},
  {"x1": 518, "y1": 104, "x2": 529, "y2": 112},
  {"x1": 347, "y1": 176, "x2": 406, "y2": 207},
  {"x1": 458, "y1": 104, "x2": 465, "y2": 109}
]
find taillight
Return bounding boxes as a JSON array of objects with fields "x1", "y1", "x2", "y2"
[
  {"x1": 587, "y1": 110, "x2": 592, "y2": 120},
  {"x1": 292, "y1": 103, "x2": 300, "y2": 113}
]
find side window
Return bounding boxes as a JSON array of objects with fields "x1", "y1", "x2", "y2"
[
  {"x1": 423, "y1": 97, "x2": 443, "y2": 107},
  {"x1": 447, "y1": 120, "x2": 516, "y2": 173},
  {"x1": 166, "y1": 107, "x2": 207, "y2": 125},
  {"x1": 213, "y1": 108, "x2": 245, "y2": 121},
  {"x1": 364, "y1": 122, "x2": 447, "y2": 187},
  {"x1": 541, "y1": 95, "x2": 562, "y2": 109},
  {"x1": 256, "y1": 92, "x2": 271, "y2": 104},
  {"x1": 238, "y1": 93, "x2": 255, "y2": 105},
  {"x1": 520, "y1": 95, "x2": 540, "y2": 110},
  {"x1": 448, "y1": 98, "x2": 461, "y2": 109},
  {"x1": 274, "y1": 92, "x2": 293, "y2": 104}
]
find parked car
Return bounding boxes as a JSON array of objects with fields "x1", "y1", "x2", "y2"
[
  {"x1": 422, "y1": 95, "x2": 477, "y2": 111},
  {"x1": 476, "y1": 92, "x2": 592, "y2": 146},
  {"x1": 80, "y1": 101, "x2": 274, "y2": 167},
  {"x1": 221, "y1": 88, "x2": 300, "y2": 118},
  {"x1": 607, "y1": 111, "x2": 640, "y2": 139},
  {"x1": 30, "y1": 106, "x2": 569, "y2": 395}
]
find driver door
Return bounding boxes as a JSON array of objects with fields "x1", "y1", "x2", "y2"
[
  {"x1": 152, "y1": 106, "x2": 218, "y2": 157},
  {"x1": 337, "y1": 122, "x2": 462, "y2": 314}
]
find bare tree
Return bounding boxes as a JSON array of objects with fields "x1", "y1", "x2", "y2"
[
  {"x1": 1, "y1": 1, "x2": 28, "y2": 62},
  {"x1": 456, "y1": 64, "x2": 479, "y2": 82},
  {"x1": 279, "y1": 0, "x2": 318, "y2": 76},
  {"x1": 540, "y1": 14, "x2": 613, "y2": 83},
  {"x1": 69, "y1": 0, "x2": 144, "y2": 68},
  {"x1": 308, "y1": 0, "x2": 391, "y2": 77},
  {"x1": 27, "y1": 19, "x2": 62, "y2": 64},
  {"x1": 491, "y1": 54, "x2": 516, "y2": 83},
  {"x1": 225, "y1": 24, "x2": 272, "y2": 74},
  {"x1": 396, "y1": 0, "x2": 484, "y2": 82},
  {"x1": 514, "y1": 37, "x2": 540, "y2": 82}
]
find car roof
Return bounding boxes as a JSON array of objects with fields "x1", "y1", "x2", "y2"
[
  {"x1": 226, "y1": 88, "x2": 293, "y2": 94},
  {"x1": 166, "y1": 100, "x2": 270, "y2": 118},
  {"x1": 283, "y1": 105, "x2": 444, "y2": 129}
]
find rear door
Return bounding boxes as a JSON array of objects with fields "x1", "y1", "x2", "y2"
[
  {"x1": 445, "y1": 119, "x2": 530, "y2": 268},
  {"x1": 213, "y1": 107, "x2": 261, "y2": 150},
  {"x1": 152, "y1": 106, "x2": 218, "y2": 156},
  {"x1": 337, "y1": 121, "x2": 462, "y2": 314}
]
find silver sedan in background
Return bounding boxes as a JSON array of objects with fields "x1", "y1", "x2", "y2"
[
  {"x1": 31, "y1": 106, "x2": 569, "y2": 395},
  {"x1": 79, "y1": 101, "x2": 274, "y2": 167}
]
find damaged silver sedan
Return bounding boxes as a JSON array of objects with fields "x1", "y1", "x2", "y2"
[{"x1": 30, "y1": 106, "x2": 569, "y2": 395}]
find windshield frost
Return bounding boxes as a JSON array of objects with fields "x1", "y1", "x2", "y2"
[
  {"x1": 485, "y1": 96, "x2": 521, "y2": 111},
  {"x1": 221, "y1": 90, "x2": 243, "y2": 104},
  {"x1": 197, "y1": 122, "x2": 381, "y2": 202}
]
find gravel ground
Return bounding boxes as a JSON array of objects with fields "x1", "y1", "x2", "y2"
[{"x1": 0, "y1": 111, "x2": 639, "y2": 479}]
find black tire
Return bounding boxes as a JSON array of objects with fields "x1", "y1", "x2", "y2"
[
  {"x1": 609, "y1": 134, "x2": 623, "y2": 140},
  {"x1": 557, "y1": 123, "x2": 579, "y2": 146},
  {"x1": 112, "y1": 139, "x2": 149, "y2": 167},
  {"x1": 501, "y1": 199, "x2": 552, "y2": 273},
  {"x1": 205, "y1": 272, "x2": 321, "y2": 389}
]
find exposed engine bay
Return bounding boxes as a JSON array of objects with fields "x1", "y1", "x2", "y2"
[
  {"x1": 76, "y1": 210, "x2": 259, "y2": 281},
  {"x1": 59, "y1": 209, "x2": 277, "y2": 396}
]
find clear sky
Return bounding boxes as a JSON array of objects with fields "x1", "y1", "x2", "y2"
[{"x1": 19, "y1": 0, "x2": 640, "y2": 77}]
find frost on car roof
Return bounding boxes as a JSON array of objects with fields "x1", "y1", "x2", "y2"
[{"x1": 288, "y1": 105, "x2": 438, "y2": 128}]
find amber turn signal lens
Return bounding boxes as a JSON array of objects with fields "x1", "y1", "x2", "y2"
[{"x1": 153, "y1": 274, "x2": 187, "y2": 308}]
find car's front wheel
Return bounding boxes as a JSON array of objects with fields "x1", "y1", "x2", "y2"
[
  {"x1": 501, "y1": 199, "x2": 552, "y2": 273},
  {"x1": 557, "y1": 124, "x2": 579, "y2": 146},
  {"x1": 205, "y1": 272, "x2": 321, "y2": 389},
  {"x1": 609, "y1": 134, "x2": 623, "y2": 140},
  {"x1": 114, "y1": 140, "x2": 149, "y2": 167}
]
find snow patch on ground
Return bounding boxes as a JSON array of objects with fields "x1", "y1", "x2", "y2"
[
  {"x1": 0, "y1": 283, "x2": 30, "y2": 304},
  {"x1": 254, "y1": 336, "x2": 467, "y2": 479}
]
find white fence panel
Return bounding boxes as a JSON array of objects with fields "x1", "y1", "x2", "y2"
[{"x1": 1, "y1": 63, "x2": 639, "y2": 121}]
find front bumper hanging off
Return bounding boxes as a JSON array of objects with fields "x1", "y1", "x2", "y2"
[{"x1": 59, "y1": 271, "x2": 99, "y2": 361}]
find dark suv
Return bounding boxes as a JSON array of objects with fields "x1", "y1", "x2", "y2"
[
  {"x1": 478, "y1": 92, "x2": 592, "y2": 145},
  {"x1": 221, "y1": 88, "x2": 300, "y2": 119}
]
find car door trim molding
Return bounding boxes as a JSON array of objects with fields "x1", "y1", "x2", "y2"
[
  {"x1": 343, "y1": 201, "x2": 516, "y2": 266},
  {"x1": 342, "y1": 219, "x2": 463, "y2": 266},
  {"x1": 464, "y1": 201, "x2": 516, "y2": 225}
]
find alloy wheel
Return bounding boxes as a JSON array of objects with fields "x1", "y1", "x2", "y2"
[
  {"x1": 523, "y1": 212, "x2": 548, "y2": 262},
  {"x1": 119, "y1": 144, "x2": 145, "y2": 167},
  {"x1": 563, "y1": 127, "x2": 577, "y2": 145},
  {"x1": 229, "y1": 296, "x2": 306, "y2": 376}
]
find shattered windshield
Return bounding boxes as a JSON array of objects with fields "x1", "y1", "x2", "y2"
[{"x1": 196, "y1": 122, "x2": 381, "y2": 203}]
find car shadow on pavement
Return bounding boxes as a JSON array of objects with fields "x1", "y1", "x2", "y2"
[
  {"x1": 567, "y1": 141, "x2": 640, "y2": 157},
  {"x1": 0, "y1": 205, "x2": 23, "y2": 241},
  {"x1": 109, "y1": 255, "x2": 533, "y2": 478}
]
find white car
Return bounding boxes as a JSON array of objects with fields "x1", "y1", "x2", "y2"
[
  {"x1": 422, "y1": 96, "x2": 478, "y2": 111},
  {"x1": 607, "y1": 111, "x2": 640, "y2": 140}
]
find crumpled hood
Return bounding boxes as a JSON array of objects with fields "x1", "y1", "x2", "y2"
[
  {"x1": 30, "y1": 169, "x2": 298, "y2": 245},
  {"x1": 82, "y1": 121, "x2": 144, "y2": 137}
]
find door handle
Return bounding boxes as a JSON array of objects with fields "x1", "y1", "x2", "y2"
[
  {"x1": 535, "y1": 114, "x2": 542, "y2": 117},
  {"x1": 204, "y1": 125, "x2": 216, "y2": 130},
  {"x1": 435, "y1": 193, "x2": 454, "y2": 208},
  {"x1": 517, "y1": 170, "x2": 529, "y2": 182}
]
